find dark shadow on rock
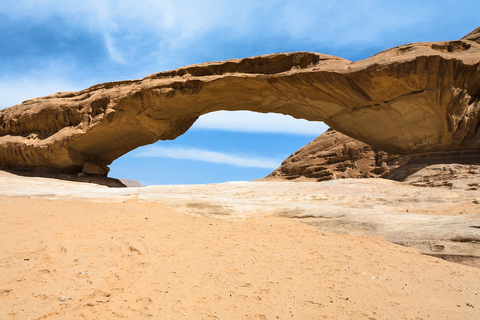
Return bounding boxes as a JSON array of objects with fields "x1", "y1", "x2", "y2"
[
  {"x1": 386, "y1": 159, "x2": 480, "y2": 190},
  {"x1": 387, "y1": 151, "x2": 480, "y2": 182},
  {"x1": 2, "y1": 169, "x2": 127, "y2": 188},
  {"x1": 425, "y1": 253, "x2": 480, "y2": 268},
  {"x1": 386, "y1": 163, "x2": 430, "y2": 181}
]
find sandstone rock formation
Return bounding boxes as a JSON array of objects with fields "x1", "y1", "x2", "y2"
[
  {"x1": 0, "y1": 28, "x2": 479, "y2": 175},
  {"x1": 263, "y1": 128, "x2": 480, "y2": 188},
  {"x1": 263, "y1": 128, "x2": 408, "y2": 182},
  {"x1": 463, "y1": 26, "x2": 480, "y2": 43},
  {"x1": 118, "y1": 178, "x2": 143, "y2": 188}
]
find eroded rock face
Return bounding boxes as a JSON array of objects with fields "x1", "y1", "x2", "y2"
[
  {"x1": 1, "y1": 28, "x2": 479, "y2": 174},
  {"x1": 263, "y1": 129, "x2": 480, "y2": 190},
  {"x1": 462, "y1": 26, "x2": 480, "y2": 44},
  {"x1": 262, "y1": 129, "x2": 408, "y2": 182}
]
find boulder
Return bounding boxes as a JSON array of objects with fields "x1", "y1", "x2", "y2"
[{"x1": 82, "y1": 160, "x2": 110, "y2": 176}]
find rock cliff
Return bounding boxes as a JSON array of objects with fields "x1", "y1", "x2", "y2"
[
  {"x1": 0, "y1": 27, "x2": 479, "y2": 175},
  {"x1": 262, "y1": 129, "x2": 408, "y2": 182},
  {"x1": 263, "y1": 128, "x2": 480, "y2": 189}
]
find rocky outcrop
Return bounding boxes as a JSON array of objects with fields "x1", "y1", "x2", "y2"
[
  {"x1": 462, "y1": 26, "x2": 480, "y2": 44},
  {"x1": 1, "y1": 28, "x2": 479, "y2": 175},
  {"x1": 263, "y1": 129, "x2": 480, "y2": 189},
  {"x1": 118, "y1": 178, "x2": 143, "y2": 188},
  {"x1": 263, "y1": 129, "x2": 408, "y2": 181}
]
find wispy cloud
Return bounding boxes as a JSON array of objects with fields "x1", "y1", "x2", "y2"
[
  {"x1": 2, "y1": 1, "x2": 476, "y2": 73},
  {"x1": 192, "y1": 111, "x2": 328, "y2": 136},
  {"x1": 133, "y1": 145, "x2": 281, "y2": 169},
  {"x1": 1, "y1": 2, "x2": 478, "y2": 106},
  {"x1": 104, "y1": 33, "x2": 126, "y2": 64}
]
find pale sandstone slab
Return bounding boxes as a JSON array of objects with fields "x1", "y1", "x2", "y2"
[{"x1": 1, "y1": 170, "x2": 479, "y2": 267}]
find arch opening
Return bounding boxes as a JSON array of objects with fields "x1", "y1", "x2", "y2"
[{"x1": 109, "y1": 111, "x2": 328, "y2": 185}]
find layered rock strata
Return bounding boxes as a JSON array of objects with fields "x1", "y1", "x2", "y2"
[
  {"x1": 263, "y1": 128, "x2": 480, "y2": 190},
  {"x1": 0, "y1": 28, "x2": 479, "y2": 174},
  {"x1": 263, "y1": 128, "x2": 408, "y2": 182}
]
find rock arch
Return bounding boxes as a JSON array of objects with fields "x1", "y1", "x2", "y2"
[{"x1": 0, "y1": 27, "x2": 479, "y2": 175}]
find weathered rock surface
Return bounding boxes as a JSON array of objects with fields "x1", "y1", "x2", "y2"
[
  {"x1": 82, "y1": 160, "x2": 110, "y2": 176},
  {"x1": 0, "y1": 28, "x2": 479, "y2": 174},
  {"x1": 463, "y1": 26, "x2": 480, "y2": 44},
  {"x1": 118, "y1": 178, "x2": 143, "y2": 187},
  {"x1": 263, "y1": 128, "x2": 408, "y2": 182},
  {"x1": 263, "y1": 128, "x2": 480, "y2": 190}
]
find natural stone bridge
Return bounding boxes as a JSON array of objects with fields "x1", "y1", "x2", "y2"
[{"x1": 0, "y1": 27, "x2": 479, "y2": 175}]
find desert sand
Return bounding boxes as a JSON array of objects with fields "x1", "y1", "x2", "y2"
[{"x1": 1, "y1": 171, "x2": 480, "y2": 319}]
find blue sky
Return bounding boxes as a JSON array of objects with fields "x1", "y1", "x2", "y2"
[{"x1": 1, "y1": 1, "x2": 479, "y2": 185}]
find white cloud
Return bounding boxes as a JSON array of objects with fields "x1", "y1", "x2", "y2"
[
  {"x1": 104, "y1": 33, "x2": 126, "y2": 64},
  {"x1": 1, "y1": 1, "x2": 477, "y2": 105},
  {"x1": 133, "y1": 145, "x2": 281, "y2": 169},
  {"x1": 0, "y1": 1, "x2": 452, "y2": 62},
  {"x1": 191, "y1": 111, "x2": 328, "y2": 136},
  {"x1": 1, "y1": 0, "x2": 477, "y2": 77}
]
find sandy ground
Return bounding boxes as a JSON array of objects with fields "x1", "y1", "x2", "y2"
[{"x1": 1, "y1": 195, "x2": 480, "y2": 320}]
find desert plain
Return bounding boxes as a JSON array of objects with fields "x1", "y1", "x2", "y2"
[{"x1": 1, "y1": 170, "x2": 479, "y2": 320}]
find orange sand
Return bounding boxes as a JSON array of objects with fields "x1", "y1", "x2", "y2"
[{"x1": 1, "y1": 197, "x2": 479, "y2": 319}]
